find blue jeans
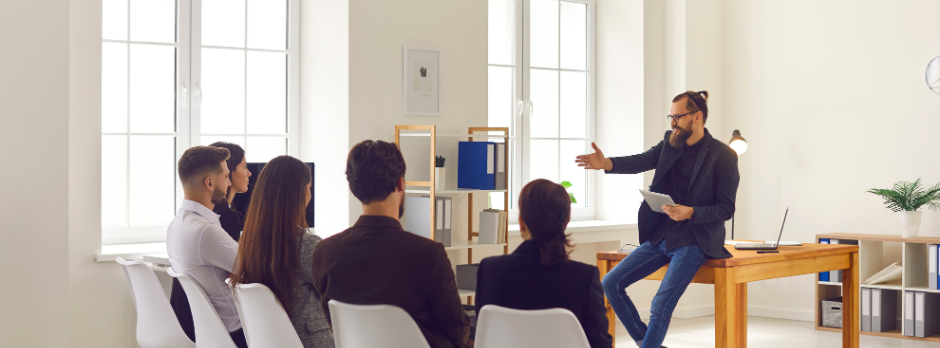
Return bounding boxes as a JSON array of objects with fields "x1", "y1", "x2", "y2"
[{"x1": 601, "y1": 241, "x2": 707, "y2": 348}]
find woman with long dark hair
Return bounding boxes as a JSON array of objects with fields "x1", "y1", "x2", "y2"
[
  {"x1": 169, "y1": 142, "x2": 251, "y2": 342},
  {"x1": 474, "y1": 179, "x2": 612, "y2": 347},
  {"x1": 208, "y1": 141, "x2": 252, "y2": 240},
  {"x1": 229, "y1": 156, "x2": 334, "y2": 348}
]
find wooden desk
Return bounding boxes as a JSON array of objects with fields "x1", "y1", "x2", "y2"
[{"x1": 597, "y1": 243, "x2": 860, "y2": 347}]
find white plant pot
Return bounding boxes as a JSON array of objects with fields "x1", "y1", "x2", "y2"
[
  {"x1": 900, "y1": 211, "x2": 923, "y2": 238},
  {"x1": 435, "y1": 167, "x2": 446, "y2": 191}
]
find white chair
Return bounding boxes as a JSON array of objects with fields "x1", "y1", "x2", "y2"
[
  {"x1": 233, "y1": 283, "x2": 304, "y2": 348},
  {"x1": 328, "y1": 299, "x2": 431, "y2": 348},
  {"x1": 475, "y1": 305, "x2": 590, "y2": 348},
  {"x1": 116, "y1": 257, "x2": 196, "y2": 348},
  {"x1": 167, "y1": 267, "x2": 238, "y2": 348}
]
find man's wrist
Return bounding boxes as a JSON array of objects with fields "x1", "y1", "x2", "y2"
[{"x1": 604, "y1": 158, "x2": 613, "y2": 171}]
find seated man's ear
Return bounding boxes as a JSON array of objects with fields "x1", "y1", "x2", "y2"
[{"x1": 396, "y1": 176, "x2": 405, "y2": 192}]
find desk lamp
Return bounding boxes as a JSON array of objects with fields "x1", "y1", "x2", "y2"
[{"x1": 729, "y1": 130, "x2": 747, "y2": 239}]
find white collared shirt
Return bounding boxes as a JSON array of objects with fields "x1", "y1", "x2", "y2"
[{"x1": 166, "y1": 199, "x2": 241, "y2": 332}]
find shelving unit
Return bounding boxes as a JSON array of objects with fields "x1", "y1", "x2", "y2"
[
  {"x1": 816, "y1": 233, "x2": 940, "y2": 342},
  {"x1": 395, "y1": 125, "x2": 511, "y2": 303}
]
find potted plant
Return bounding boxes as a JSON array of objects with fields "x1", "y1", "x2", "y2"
[{"x1": 867, "y1": 178, "x2": 940, "y2": 238}]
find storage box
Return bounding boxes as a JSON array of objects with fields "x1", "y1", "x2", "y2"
[
  {"x1": 822, "y1": 296, "x2": 843, "y2": 329},
  {"x1": 456, "y1": 264, "x2": 480, "y2": 290}
]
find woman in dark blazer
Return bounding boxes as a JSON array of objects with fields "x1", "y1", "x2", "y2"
[{"x1": 475, "y1": 179, "x2": 613, "y2": 348}]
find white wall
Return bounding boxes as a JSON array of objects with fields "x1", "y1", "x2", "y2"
[
  {"x1": 0, "y1": 0, "x2": 72, "y2": 346},
  {"x1": 301, "y1": 0, "x2": 350, "y2": 236},
  {"x1": 719, "y1": 0, "x2": 940, "y2": 321}
]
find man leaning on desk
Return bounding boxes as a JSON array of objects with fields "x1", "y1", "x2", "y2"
[{"x1": 576, "y1": 90, "x2": 739, "y2": 348}]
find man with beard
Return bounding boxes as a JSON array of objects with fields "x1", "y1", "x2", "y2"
[
  {"x1": 166, "y1": 146, "x2": 249, "y2": 347},
  {"x1": 311, "y1": 140, "x2": 472, "y2": 348},
  {"x1": 575, "y1": 91, "x2": 739, "y2": 348}
]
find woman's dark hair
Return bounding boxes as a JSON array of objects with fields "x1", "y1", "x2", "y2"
[
  {"x1": 208, "y1": 141, "x2": 246, "y2": 200},
  {"x1": 519, "y1": 179, "x2": 573, "y2": 266},
  {"x1": 672, "y1": 90, "x2": 710, "y2": 123},
  {"x1": 229, "y1": 156, "x2": 312, "y2": 310},
  {"x1": 346, "y1": 140, "x2": 407, "y2": 204}
]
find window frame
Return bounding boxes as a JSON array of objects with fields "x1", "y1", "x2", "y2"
[
  {"x1": 500, "y1": 0, "x2": 596, "y2": 223},
  {"x1": 101, "y1": 0, "x2": 300, "y2": 244}
]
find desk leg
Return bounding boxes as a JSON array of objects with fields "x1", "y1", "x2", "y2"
[
  {"x1": 842, "y1": 252, "x2": 860, "y2": 348},
  {"x1": 597, "y1": 259, "x2": 616, "y2": 347},
  {"x1": 736, "y1": 282, "x2": 747, "y2": 347},
  {"x1": 715, "y1": 267, "x2": 738, "y2": 348}
]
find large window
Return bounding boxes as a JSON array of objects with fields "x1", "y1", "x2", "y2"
[
  {"x1": 488, "y1": 0, "x2": 595, "y2": 219},
  {"x1": 101, "y1": 0, "x2": 298, "y2": 244}
]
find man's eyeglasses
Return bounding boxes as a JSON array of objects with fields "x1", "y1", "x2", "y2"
[{"x1": 666, "y1": 111, "x2": 697, "y2": 122}]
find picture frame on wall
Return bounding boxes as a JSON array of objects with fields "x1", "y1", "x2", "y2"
[{"x1": 403, "y1": 46, "x2": 441, "y2": 115}]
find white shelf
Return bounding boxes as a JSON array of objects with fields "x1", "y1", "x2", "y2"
[
  {"x1": 818, "y1": 281, "x2": 842, "y2": 287},
  {"x1": 904, "y1": 286, "x2": 940, "y2": 294},
  {"x1": 444, "y1": 240, "x2": 507, "y2": 251},
  {"x1": 458, "y1": 289, "x2": 475, "y2": 297},
  {"x1": 405, "y1": 188, "x2": 507, "y2": 195},
  {"x1": 398, "y1": 132, "x2": 514, "y2": 139},
  {"x1": 861, "y1": 283, "x2": 903, "y2": 290}
]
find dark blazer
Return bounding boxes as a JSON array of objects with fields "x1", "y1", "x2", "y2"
[
  {"x1": 475, "y1": 241, "x2": 612, "y2": 348},
  {"x1": 607, "y1": 128, "x2": 739, "y2": 259},
  {"x1": 169, "y1": 202, "x2": 243, "y2": 341},
  {"x1": 311, "y1": 215, "x2": 471, "y2": 348}
]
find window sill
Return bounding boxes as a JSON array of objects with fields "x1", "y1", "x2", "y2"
[
  {"x1": 508, "y1": 219, "x2": 636, "y2": 237},
  {"x1": 96, "y1": 242, "x2": 166, "y2": 262}
]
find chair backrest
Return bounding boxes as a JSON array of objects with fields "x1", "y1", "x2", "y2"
[
  {"x1": 475, "y1": 305, "x2": 590, "y2": 348},
  {"x1": 116, "y1": 257, "x2": 196, "y2": 348},
  {"x1": 328, "y1": 300, "x2": 431, "y2": 348},
  {"x1": 233, "y1": 283, "x2": 304, "y2": 348},
  {"x1": 167, "y1": 267, "x2": 237, "y2": 348}
]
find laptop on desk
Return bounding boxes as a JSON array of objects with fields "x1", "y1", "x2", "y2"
[{"x1": 735, "y1": 207, "x2": 789, "y2": 251}]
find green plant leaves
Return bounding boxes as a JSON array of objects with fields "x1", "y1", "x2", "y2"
[
  {"x1": 867, "y1": 178, "x2": 940, "y2": 212},
  {"x1": 560, "y1": 180, "x2": 572, "y2": 189}
]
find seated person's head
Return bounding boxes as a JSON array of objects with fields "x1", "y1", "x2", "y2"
[
  {"x1": 519, "y1": 179, "x2": 573, "y2": 266},
  {"x1": 209, "y1": 142, "x2": 251, "y2": 204},
  {"x1": 178, "y1": 146, "x2": 231, "y2": 204},
  {"x1": 230, "y1": 155, "x2": 312, "y2": 310},
  {"x1": 346, "y1": 140, "x2": 407, "y2": 217}
]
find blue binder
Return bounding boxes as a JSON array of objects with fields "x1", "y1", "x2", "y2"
[
  {"x1": 819, "y1": 239, "x2": 830, "y2": 282},
  {"x1": 458, "y1": 141, "x2": 496, "y2": 190}
]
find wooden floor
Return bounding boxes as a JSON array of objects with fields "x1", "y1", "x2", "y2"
[{"x1": 614, "y1": 316, "x2": 940, "y2": 347}]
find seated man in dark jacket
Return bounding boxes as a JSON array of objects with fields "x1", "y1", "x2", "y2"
[
  {"x1": 311, "y1": 140, "x2": 472, "y2": 348},
  {"x1": 475, "y1": 179, "x2": 612, "y2": 348}
]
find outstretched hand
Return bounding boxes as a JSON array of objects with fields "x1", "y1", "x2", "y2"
[{"x1": 575, "y1": 142, "x2": 613, "y2": 171}]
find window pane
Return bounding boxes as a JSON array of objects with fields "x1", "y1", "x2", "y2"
[
  {"x1": 130, "y1": 0, "x2": 177, "y2": 43},
  {"x1": 102, "y1": 135, "x2": 128, "y2": 226},
  {"x1": 202, "y1": 0, "x2": 246, "y2": 48},
  {"x1": 201, "y1": 48, "x2": 245, "y2": 134},
  {"x1": 103, "y1": 0, "x2": 128, "y2": 41},
  {"x1": 560, "y1": 140, "x2": 586, "y2": 206},
  {"x1": 102, "y1": 42, "x2": 128, "y2": 133},
  {"x1": 488, "y1": 66, "x2": 513, "y2": 130},
  {"x1": 129, "y1": 136, "x2": 176, "y2": 225},
  {"x1": 247, "y1": 137, "x2": 287, "y2": 163},
  {"x1": 530, "y1": 69, "x2": 558, "y2": 137},
  {"x1": 201, "y1": 136, "x2": 245, "y2": 148},
  {"x1": 530, "y1": 0, "x2": 558, "y2": 69},
  {"x1": 488, "y1": 0, "x2": 514, "y2": 65},
  {"x1": 529, "y1": 139, "x2": 558, "y2": 183},
  {"x1": 130, "y1": 44, "x2": 176, "y2": 133},
  {"x1": 247, "y1": 51, "x2": 287, "y2": 134},
  {"x1": 560, "y1": 1, "x2": 586, "y2": 70},
  {"x1": 560, "y1": 71, "x2": 586, "y2": 138},
  {"x1": 247, "y1": 0, "x2": 287, "y2": 50}
]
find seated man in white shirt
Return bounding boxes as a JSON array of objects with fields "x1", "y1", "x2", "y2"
[{"x1": 166, "y1": 145, "x2": 247, "y2": 348}]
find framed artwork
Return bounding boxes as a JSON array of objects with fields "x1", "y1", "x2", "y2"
[{"x1": 403, "y1": 46, "x2": 441, "y2": 115}]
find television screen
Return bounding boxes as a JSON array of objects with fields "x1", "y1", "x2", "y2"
[{"x1": 230, "y1": 162, "x2": 315, "y2": 228}]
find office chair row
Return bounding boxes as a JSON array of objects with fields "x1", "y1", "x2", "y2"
[{"x1": 117, "y1": 257, "x2": 595, "y2": 348}]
